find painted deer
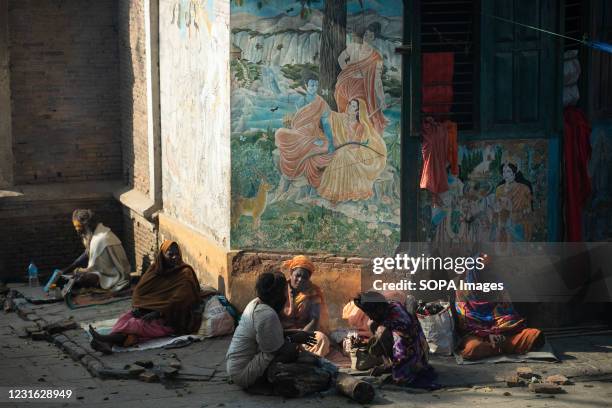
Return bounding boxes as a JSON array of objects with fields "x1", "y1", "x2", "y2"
[{"x1": 232, "y1": 171, "x2": 272, "y2": 230}]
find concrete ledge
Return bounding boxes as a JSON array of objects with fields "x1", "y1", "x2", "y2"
[
  {"x1": 0, "y1": 181, "x2": 123, "y2": 202},
  {"x1": 113, "y1": 186, "x2": 159, "y2": 219}
]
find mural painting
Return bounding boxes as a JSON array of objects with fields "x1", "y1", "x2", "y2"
[
  {"x1": 585, "y1": 121, "x2": 612, "y2": 241},
  {"x1": 160, "y1": 0, "x2": 232, "y2": 244},
  {"x1": 230, "y1": 0, "x2": 403, "y2": 255},
  {"x1": 419, "y1": 140, "x2": 550, "y2": 246}
]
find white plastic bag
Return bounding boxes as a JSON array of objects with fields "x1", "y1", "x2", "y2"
[
  {"x1": 416, "y1": 301, "x2": 455, "y2": 355},
  {"x1": 197, "y1": 296, "x2": 235, "y2": 338}
]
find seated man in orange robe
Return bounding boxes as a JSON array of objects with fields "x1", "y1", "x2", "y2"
[{"x1": 280, "y1": 255, "x2": 331, "y2": 357}]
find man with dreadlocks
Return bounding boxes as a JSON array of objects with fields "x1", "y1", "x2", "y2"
[{"x1": 59, "y1": 209, "x2": 131, "y2": 292}]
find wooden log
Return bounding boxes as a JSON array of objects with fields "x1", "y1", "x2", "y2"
[
  {"x1": 267, "y1": 362, "x2": 332, "y2": 398},
  {"x1": 335, "y1": 373, "x2": 375, "y2": 404}
]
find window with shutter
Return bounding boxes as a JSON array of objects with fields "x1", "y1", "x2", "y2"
[
  {"x1": 588, "y1": 0, "x2": 612, "y2": 119},
  {"x1": 420, "y1": 0, "x2": 477, "y2": 131},
  {"x1": 480, "y1": 0, "x2": 559, "y2": 135}
]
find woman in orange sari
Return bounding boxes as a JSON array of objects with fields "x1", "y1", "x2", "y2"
[
  {"x1": 317, "y1": 98, "x2": 387, "y2": 203},
  {"x1": 280, "y1": 255, "x2": 331, "y2": 357},
  {"x1": 335, "y1": 23, "x2": 387, "y2": 135}
]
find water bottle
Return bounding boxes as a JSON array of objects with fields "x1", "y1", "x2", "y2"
[{"x1": 27, "y1": 261, "x2": 39, "y2": 287}]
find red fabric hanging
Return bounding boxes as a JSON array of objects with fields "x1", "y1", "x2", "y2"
[
  {"x1": 420, "y1": 117, "x2": 450, "y2": 194},
  {"x1": 563, "y1": 107, "x2": 592, "y2": 242},
  {"x1": 422, "y1": 52, "x2": 454, "y2": 114}
]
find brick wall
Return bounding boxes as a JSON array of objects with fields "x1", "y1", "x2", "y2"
[
  {"x1": 0, "y1": 195, "x2": 123, "y2": 281},
  {"x1": 9, "y1": 0, "x2": 122, "y2": 184},
  {"x1": 230, "y1": 252, "x2": 370, "y2": 330},
  {"x1": 118, "y1": 0, "x2": 150, "y2": 194},
  {"x1": 122, "y1": 208, "x2": 158, "y2": 274},
  {"x1": 116, "y1": 0, "x2": 158, "y2": 274}
]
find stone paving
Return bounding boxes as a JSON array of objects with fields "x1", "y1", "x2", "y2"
[{"x1": 1, "y1": 284, "x2": 612, "y2": 407}]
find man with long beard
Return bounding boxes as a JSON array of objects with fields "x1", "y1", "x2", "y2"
[{"x1": 59, "y1": 209, "x2": 131, "y2": 293}]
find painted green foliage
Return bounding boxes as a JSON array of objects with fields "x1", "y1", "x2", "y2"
[{"x1": 230, "y1": 0, "x2": 403, "y2": 255}]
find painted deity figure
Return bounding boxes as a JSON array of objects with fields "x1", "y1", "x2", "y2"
[
  {"x1": 275, "y1": 76, "x2": 334, "y2": 190},
  {"x1": 491, "y1": 163, "x2": 533, "y2": 243},
  {"x1": 317, "y1": 98, "x2": 387, "y2": 203},
  {"x1": 275, "y1": 78, "x2": 387, "y2": 203},
  {"x1": 432, "y1": 172, "x2": 467, "y2": 245},
  {"x1": 274, "y1": 22, "x2": 391, "y2": 204},
  {"x1": 335, "y1": 22, "x2": 387, "y2": 135}
]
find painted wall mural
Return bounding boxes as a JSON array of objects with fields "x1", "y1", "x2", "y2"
[
  {"x1": 230, "y1": 0, "x2": 402, "y2": 255},
  {"x1": 419, "y1": 139, "x2": 551, "y2": 246},
  {"x1": 160, "y1": 0, "x2": 232, "y2": 247}
]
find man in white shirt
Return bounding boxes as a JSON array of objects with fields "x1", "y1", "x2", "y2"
[{"x1": 226, "y1": 271, "x2": 332, "y2": 397}]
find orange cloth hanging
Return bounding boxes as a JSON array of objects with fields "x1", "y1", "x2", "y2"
[{"x1": 445, "y1": 121, "x2": 458, "y2": 176}]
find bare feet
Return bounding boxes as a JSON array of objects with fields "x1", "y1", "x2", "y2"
[
  {"x1": 90, "y1": 337, "x2": 113, "y2": 355},
  {"x1": 88, "y1": 325, "x2": 101, "y2": 341}
]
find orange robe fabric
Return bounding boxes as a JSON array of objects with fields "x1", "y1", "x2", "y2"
[
  {"x1": 282, "y1": 282, "x2": 330, "y2": 357},
  {"x1": 459, "y1": 328, "x2": 543, "y2": 360},
  {"x1": 446, "y1": 121, "x2": 458, "y2": 176},
  {"x1": 275, "y1": 96, "x2": 333, "y2": 188},
  {"x1": 334, "y1": 51, "x2": 387, "y2": 135}
]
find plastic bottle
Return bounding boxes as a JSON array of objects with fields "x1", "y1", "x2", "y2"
[{"x1": 27, "y1": 261, "x2": 39, "y2": 287}]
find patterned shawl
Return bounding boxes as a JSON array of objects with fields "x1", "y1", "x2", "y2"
[{"x1": 455, "y1": 267, "x2": 525, "y2": 337}]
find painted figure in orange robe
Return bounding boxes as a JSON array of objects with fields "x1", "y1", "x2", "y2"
[{"x1": 335, "y1": 22, "x2": 387, "y2": 135}]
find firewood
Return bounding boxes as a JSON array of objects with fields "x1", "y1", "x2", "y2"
[{"x1": 336, "y1": 372, "x2": 375, "y2": 404}]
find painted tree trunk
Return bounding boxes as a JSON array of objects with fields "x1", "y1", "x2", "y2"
[{"x1": 319, "y1": 0, "x2": 347, "y2": 110}]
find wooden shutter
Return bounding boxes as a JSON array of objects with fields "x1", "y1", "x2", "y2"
[
  {"x1": 420, "y1": 0, "x2": 477, "y2": 131},
  {"x1": 588, "y1": 0, "x2": 612, "y2": 119},
  {"x1": 480, "y1": 0, "x2": 559, "y2": 135}
]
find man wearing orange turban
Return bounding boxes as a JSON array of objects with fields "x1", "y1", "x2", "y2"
[{"x1": 280, "y1": 255, "x2": 331, "y2": 357}]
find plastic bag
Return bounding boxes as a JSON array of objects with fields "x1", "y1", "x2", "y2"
[
  {"x1": 197, "y1": 295, "x2": 235, "y2": 338},
  {"x1": 416, "y1": 301, "x2": 454, "y2": 355},
  {"x1": 342, "y1": 301, "x2": 371, "y2": 337}
]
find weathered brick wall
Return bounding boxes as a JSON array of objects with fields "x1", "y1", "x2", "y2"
[
  {"x1": 118, "y1": 0, "x2": 149, "y2": 194},
  {"x1": 9, "y1": 0, "x2": 121, "y2": 184},
  {"x1": 0, "y1": 195, "x2": 123, "y2": 281},
  {"x1": 122, "y1": 208, "x2": 157, "y2": 274},
  {"x1": 116, "y1": 0, "x2": 158, "y2": 274},
  {"x1": 230, "y1": 252, "x2": 371, "y2": 330}
]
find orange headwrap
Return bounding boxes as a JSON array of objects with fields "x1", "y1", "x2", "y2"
[{"x1": 283, "y1": 255, "x2": 315, "y2": 275}]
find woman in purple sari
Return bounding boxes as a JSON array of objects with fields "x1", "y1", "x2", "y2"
[{"x1": 354, "y1": 292, "x2": 436, "y2": 388}]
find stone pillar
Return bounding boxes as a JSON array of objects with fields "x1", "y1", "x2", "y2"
[{"x1": 0, "y1": 0, "x2": 12, "y2": 188}]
